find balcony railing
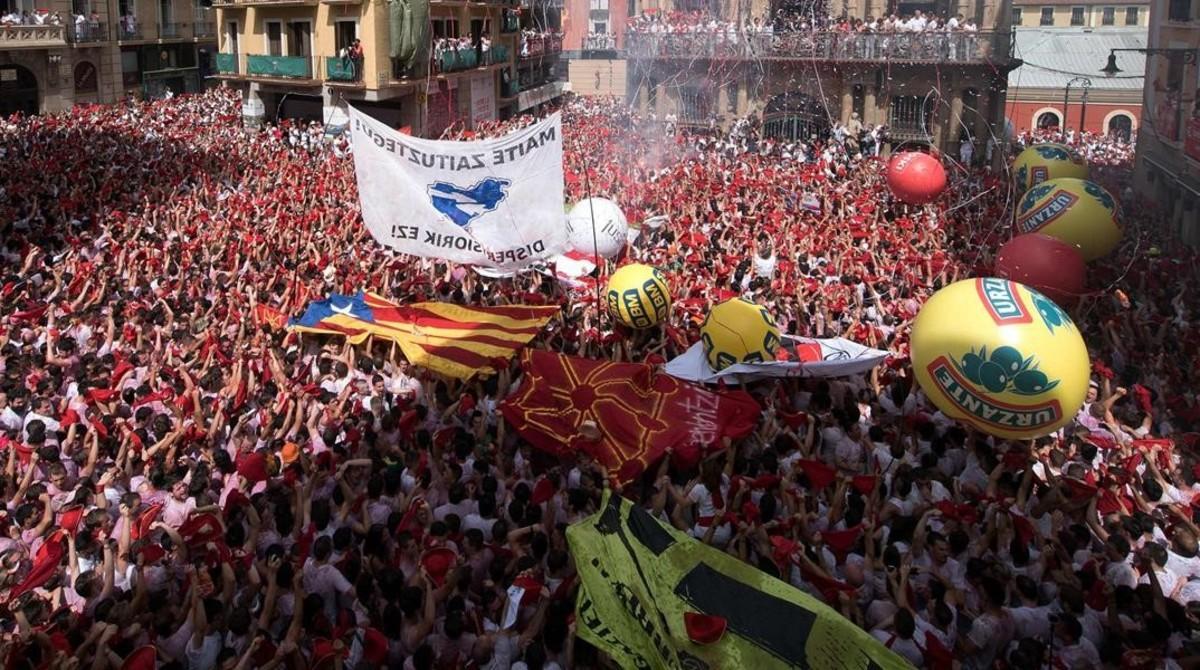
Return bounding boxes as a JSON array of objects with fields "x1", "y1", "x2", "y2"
[
  {"x1": 158, "y1": 22, "x2": 182, "y2": 38},
  {"x1": 0, "y1": 24, "x2": 67, "y2": 47},
  {"x1": 246, "y1": 53, "x2": 313, "y2": 78},
  {"x1": 117, "y1": 23, "x2": 142, "y2": 40},
  {"x1": 582, "y1": 34, "x2": 616, "y2": 50},
  {"x1": 216, "y1": 52, "x2": 238, "y2": 74},
  {"x1": 326, "y1": 56, "x2": 356, "y2": 81},
  {"x1": 211, "y1": 0, "x2": 318, "y2": 6},
  {"x1": 520, "y1": 34, "x2": 562, "y2": 59},
  {"x1": 193, "y1": 21, "x2": 215, "y2": 37},
  {"x1": 433, "y1": 45, "x2": 510, "y2": 73},
  {"x1": 68, "y1": 21, "x2": 108, "y2": 43},
  {"x1": 625, "y1": 31, "x2": 1010, "y2": 64}
]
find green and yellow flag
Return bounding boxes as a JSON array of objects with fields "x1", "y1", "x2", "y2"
[{"x1": 566, "y1": 491, "x2": 912, "y2": 670}]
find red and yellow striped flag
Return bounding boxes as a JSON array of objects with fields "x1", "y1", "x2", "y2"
[{"x1": 288, "y1": 292, "x2": 558, "y2": 380}]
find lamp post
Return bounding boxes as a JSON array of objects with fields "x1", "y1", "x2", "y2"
[{"x1": 1063, "y1": 76, "x2": 1090, "y2": 135}]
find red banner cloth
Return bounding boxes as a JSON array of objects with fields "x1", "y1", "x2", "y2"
[{"x1": 500, "y1": 350, "x2": 761, "y2": 483}]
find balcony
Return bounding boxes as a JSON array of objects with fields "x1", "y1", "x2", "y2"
[
  {"x1": 0, "y1": 25, "x2": 67, "y2": 48},
  {"x1": 520, "y1": 34, "x2": 562, "y2": 59},
  {"x1": 325, "y1": 56, "x2": 356, "y2": 81},
  {"x1": 433, "y1": 44, "x2": 510, "y2": 74},
  {"x1": 247, "y1": 53, "x2": 314, "y2": 79},
  {"x1": 216, "y1": 51, "x2": 238, "y2": 74},
  {"x1": 158, "y1": 22, "x2": 183, "y2": 38},
  {"x1": 68, "y1": 22, "x2": 109, "y2": 43},
  {"x1": 211, "y1": 0, "x2": 318, "y2": 6},
  {"x1": 193, "y1": 21, "x2": 215, "y2": 38},
  {"x1": 116, "y1": 24, "x2": 143, "y2": 41},
  {"x1": 624, "y1": 31, "x2": 1011, "y2": 64}
]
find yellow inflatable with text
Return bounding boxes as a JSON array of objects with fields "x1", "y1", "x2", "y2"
[
  {"x1": 700, "y1": 298, "x2": 782, "y2": 371},
  {"x1": 1012, "y1": 143, "x2": 1089, "y2": 193},
  {"x1": 911, "y1": 278, "x2": 1089, "y2": 440},
  {"x1": 606, "y1": 263, "x2": 671, "y2": 329},
  {"x1": 1014, "y1": 177, "x2": 1121, "y2": 261}
]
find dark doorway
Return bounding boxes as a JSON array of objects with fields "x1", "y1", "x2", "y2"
[{"x1": 0, "y1": 65, "x2": 38, "y2": 117}]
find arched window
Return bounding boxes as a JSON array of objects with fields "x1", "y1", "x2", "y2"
[
  {"x1": 1108, "y1": 113, "x2": 1133, "y2": 141},
  {"x1": 1037, "y1": 111, "x2": 1060, "y2": 129}
]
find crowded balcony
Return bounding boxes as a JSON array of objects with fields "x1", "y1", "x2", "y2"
[
  {"x1": 520, "y1": 32, "x2": 561, "y2": 59},
  {"x1": 67, "y1": 20, "x2": 108, "y2": 43},
  {"x1": 432, "y1": 39, "x2": 510, "y2": 73},
  {"x1": 0, "y1": 23, "x2": 67, "y2": 47},
  {"x1": 624, "y1": 30, "x2": 1009, "y2": 64},
  {"x1": 582, "y1": 32, "x2": 616, "y2": 50}
]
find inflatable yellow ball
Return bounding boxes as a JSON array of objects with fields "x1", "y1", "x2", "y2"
[
  {"x1": 605, "y1": 263, "x2": 670, "y2": 329},
  {"x1": 911, "y1": 278, "x2": 1090, "y2": 440},
  {"x1": 700, "y1": 298, "x2": 782, "y2": 371},
  {"x1": 1015, "y1": 177, "x2": 1122, "y2": 261},
  {"x1": 1012, "y1": 143, "x2": 1089, "y2": 193}
]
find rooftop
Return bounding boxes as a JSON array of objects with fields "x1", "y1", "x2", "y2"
[{"x1": 1008, "y1": 27, "x2": 1146, "y2": 90}]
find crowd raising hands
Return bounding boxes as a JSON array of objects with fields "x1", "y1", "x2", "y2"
[{"x1": 1, "y1": 88, "x2": 1199, "y2": 670}]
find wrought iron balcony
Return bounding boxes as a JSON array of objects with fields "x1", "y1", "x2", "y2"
[
  {"x1": 158, "y1": 22, "x2": 182, "y2": 38},
  {"x1": 68, "y1": 21, "x2": 108, "y2": 43},
  {"x1": 624, "y1": 30, "x2": 1011, "y2": 64}
]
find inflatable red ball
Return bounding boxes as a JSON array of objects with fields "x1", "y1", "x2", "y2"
[
  {"x1": 886, "y1": 152, "x2": 947, "y2": 205},
  {"x1": 994, "y1": 233, "x2": 1086, "y2": 305}
]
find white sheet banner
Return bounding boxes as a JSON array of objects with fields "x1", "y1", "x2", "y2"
[
  {"x1": 349, "y1": 106, "x2": 568, "y2": 269},
  {"x1": 665, "y1": 335, "x2": 889, "y2": 384}
]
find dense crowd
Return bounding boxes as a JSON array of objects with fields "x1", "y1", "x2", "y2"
[
  {"x1": 625, "y1": 9, "x2": 981, "y2": 35},
  {"x1": 1016, "y1": 129, "x2": 1138, "y2": 168},
  {"x1": 0, "y1": 88, "x2": 1198, "y2": 670}
]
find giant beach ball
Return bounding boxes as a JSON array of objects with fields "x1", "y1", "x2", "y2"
[
  {"x1": 886, "y1": 152, "x2": 947, "y2": 205},
  {"x1": 606, "y1": 263, "x2": 670, "y2": 329},
  {"x1": 1015, "y1": 178, "x2": 1121, "y2": 262},
  {"x1": 700, "y1": 299, "x2": 782, "y2": 371},
  {"x1": 994, "y1": 233, "x2": 1086, "y2": 305},
  {"x1": 911, "y1": 278, "x2": 1089, "y2": 440},
  {"x1": 1012, "y1": 143, "x2": 1089, "y2": 193},
  {"x1": 567, "y1": 198, "x2": 628, "y2": 259}
]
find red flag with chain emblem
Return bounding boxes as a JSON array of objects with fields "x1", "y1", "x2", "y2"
[{"x1": 501, "y1": 350, "x2": 761, "y2": 483}]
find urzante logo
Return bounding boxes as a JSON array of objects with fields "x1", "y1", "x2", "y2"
[
  {"x1": 927, "y1": 355, "x2": 1063, "y2": 431},
  {"x1": 1016, "y1": 189, "x2": 1078, "y2": 234},
  {"x1": 428, "y1": 178, "x2": 512, "y2": 228},
  {"x1": 975, "y1": 278, "x2": 1033, "y2": 325}
]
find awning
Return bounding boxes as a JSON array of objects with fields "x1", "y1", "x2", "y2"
[{"x1": 517, "y1": 81, "x2": 565, "y2": 112}]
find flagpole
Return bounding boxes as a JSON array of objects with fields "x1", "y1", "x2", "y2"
[{"x1": 581, "y1": 154, "x2": 604, "y2": 325}]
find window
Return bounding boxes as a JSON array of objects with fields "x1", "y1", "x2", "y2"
[
  {"x1": 159, "y1": 0, "x2": 171, "y2": 24},
  {"x1": 1071, "y1": 6, "x2": 1085, "y2": 24},
  {"x1": 727, "y1": 80, "x2": 738, "y2": 114},
  {"x1": 589, "y1": 0, "x2": 608, "y2": 9},
  {"x1": 1101, "y1": 7, "x2": 1115, "y2": 24},
  {"x1": 1037, "y1": 111, "x2": 1060, "y2": 128},
  {"x1": 1039, "y1": 7, "x2": 1054, "y2": 24},
  {"x1": 225, "y1": 20, "x2": 238, "y2": 52},
  {"x1": 288, "y1": 21, "x2": 311, "y2": 57},
  {"x1": 1012, "y1": 7, "x2": 1023, "y2": 24},
  {"x1": 1125, "y1": 6, "x2": 1139, "y2": 23},
  {"x1": 1108, "y1": 113, "x2": 1132, "y2": 140},
  {"x1": 889, "y1": 95, "x2": 934, "y2": 133},
  {"x1": 118, "y1": 0, "x2": 134, "y2": 16},
  {"x1": 1168, "y1": 0, "x2": 1192, "y2": 21},
  {"x1": 334, "y1": 20, "x2": 356, "y2": 53},
  {"x1": 265, "y1": 20, "x2": 282, "y2": 56},
  {"x1": 431, "y1": 18, "x2": 458, "y2": 38},
  {"x1": 591, "y1": 20, "x2": 606, "y2": 33}
]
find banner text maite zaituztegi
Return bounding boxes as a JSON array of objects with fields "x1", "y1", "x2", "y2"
[{"x1": 348, "y1": 106, "x2": 569, "y2": 269}]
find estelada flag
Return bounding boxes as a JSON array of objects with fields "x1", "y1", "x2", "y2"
[
  {"x1": 568, "y1": 491, "x2": 911, "y2": 670},
  {"x1": 287, "y1": 292, "x2": 557, "y2": 380},
  {"x1": 501, "y1": 350, "x2": 760, "y2": 483}
]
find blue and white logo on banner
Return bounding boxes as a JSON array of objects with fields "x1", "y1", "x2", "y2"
[{"x1": 428, "y1": 178, "x2": 512, "y2": 228}]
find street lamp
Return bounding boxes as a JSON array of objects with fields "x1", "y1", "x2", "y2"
[
  {"x1": 1063, "y1": 76, "x2": 1090, "y2": 135},
  {"x1": 1102, "y1": 47, "x2": 1199, "y2": 76}
]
